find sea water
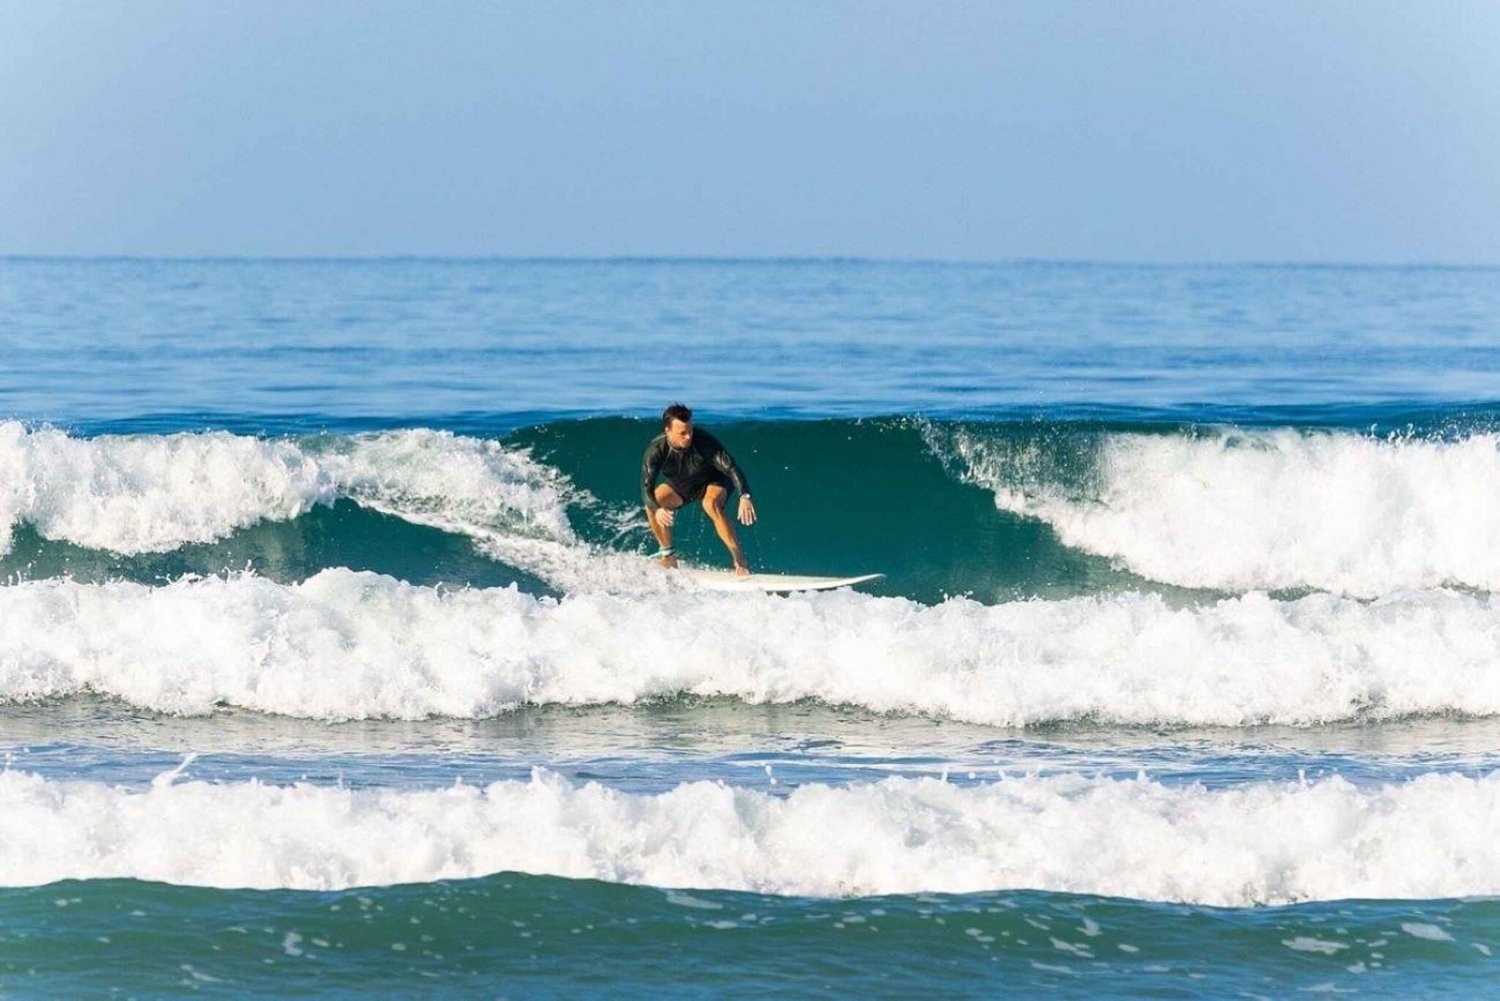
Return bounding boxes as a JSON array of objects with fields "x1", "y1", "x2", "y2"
[{"x1": 2, "y1": 258, "x2": 1499, "y2": 996}]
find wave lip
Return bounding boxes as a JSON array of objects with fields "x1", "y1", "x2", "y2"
[
  {"x1": 4, "y1": 767, "x2": 1500, "y2": 906},
  {"x1": 0, "y1": 422, "x2": 331, "y2": 554},
  {"x1": 0, "y1": 422, "x2": 617, "y2": 585},
  {"x1": 4, "y1": 570, "x2": 1500, "y2": 725},
  {"x1": 943, "y1": 426, "x2": 1500, "y2": 596}
]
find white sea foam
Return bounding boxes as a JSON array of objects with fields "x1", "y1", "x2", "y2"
[
  {"x1": 0, "y1": 422, "x2": 622, "y2": 587},
  {"x1": 0, "y1": 422, "x2": 331, "y2": 555},
  {"x1": 940, "y1": 426, "x2": 1500, "y2": 596},
  {"x1": 3, "y1": 767, "x2": 1498, "y2": 905},
  {"x1": 4, "y1": 570, "x2": 1500, "y2": 725}
]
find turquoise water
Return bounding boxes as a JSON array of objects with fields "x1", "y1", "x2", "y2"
[
  {"x1": 3, "y1": 259, "x2": 1500, "y2": 996},
  {"x1": 7, "y1": 877, "x2": 1496, "y2": 998}
]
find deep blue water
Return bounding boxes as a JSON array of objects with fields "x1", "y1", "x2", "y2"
[{"x1": 5, "y1": 258, "x2": 1500, "y2": 426}]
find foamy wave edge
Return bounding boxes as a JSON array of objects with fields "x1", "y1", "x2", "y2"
[
  {"x1": 938, "y1": 425, "x2": 1500, "y2": 596},
  {"x1": 4, "y1": 569, "x2": 1500, "y2": 725},
  {"x1": 0, "y1": 422, "x2": 639, "y2": 589},
  {"x1": 4, "y1": 767, "x2": 1499, "y2": 905}
]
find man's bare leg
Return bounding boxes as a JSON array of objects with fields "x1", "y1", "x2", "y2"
[
  {"x1": 647, "y1": 484, "x2": 684, "y2": 567},
  {"x1": 702, "y1": 484, "x2": 750, "y2": 576}
]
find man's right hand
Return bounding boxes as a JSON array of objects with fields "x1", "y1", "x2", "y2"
[{"x1": 656, "y1": 507, "x2": 675, "y2": 528}]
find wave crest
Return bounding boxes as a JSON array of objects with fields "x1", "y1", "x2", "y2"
[
  {"x1": 4, "y1": 767, "x2": 1499, "y2": 905},
  {"x1": 0, "y1": 422, "x2": 604, "y2": 584},
  {"x1": 941, "y1": 426, "x2": 1500, "y2": 595},
  {"x1": 4, "y1": 570, "x2": 1500, "y2": 725}
]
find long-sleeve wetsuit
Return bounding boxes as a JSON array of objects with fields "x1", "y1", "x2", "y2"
[{"x1": 641, "y1": 429, "x2": 752, "y2": 513}]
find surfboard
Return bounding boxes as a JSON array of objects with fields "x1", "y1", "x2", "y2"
[{"x1": 677, "y1": 568, "x2": 884, "y2": 593}]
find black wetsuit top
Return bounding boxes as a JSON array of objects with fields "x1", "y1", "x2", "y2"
[{"x1": 641, "y1": 429, "x2": 752, "y2": 512}]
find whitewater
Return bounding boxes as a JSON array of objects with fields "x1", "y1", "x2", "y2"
[
  {"x1": 4, "y1": 570, "x2": 1500, "y2": 725},
  {"x1": 942, "y1": 423, "x2": 1500, "y2": 595},
  {"x1": 5, "y1": 766, "x2": 1499, "y2": 907}
]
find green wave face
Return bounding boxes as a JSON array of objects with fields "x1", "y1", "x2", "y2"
[
  {"x1": 0, "y1": 500, "x2": 553, "y2": 594},
  {"x1": 517, "y1": 416, "x2": 1135, "y2": 603},
  {"x1": 4, "y1": 876, "x2": 1494, "y2": 998}
]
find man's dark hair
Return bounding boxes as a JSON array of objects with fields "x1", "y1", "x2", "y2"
[{"x1": 662, "y1": 402, "x2": 693, "y2": 428}]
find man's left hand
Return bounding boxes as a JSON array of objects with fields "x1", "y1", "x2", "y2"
[{"x1": 738, "y1": 495, "x2": 757, "y2": 526}]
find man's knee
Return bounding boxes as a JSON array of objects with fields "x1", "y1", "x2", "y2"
[{"x1": 654, "y1": 484, "x2": 683, "y2": 508}]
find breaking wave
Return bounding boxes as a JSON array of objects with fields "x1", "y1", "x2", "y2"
[
  {"x1": 4, "y1": 767, "x2": 1500, "y2": 906},
  {"x1": 4, "y1": 570, "x2": 1500, "y2": 725},
  {"x1": 940, "y1": 425, "x2": 1500, "y2": 595}
]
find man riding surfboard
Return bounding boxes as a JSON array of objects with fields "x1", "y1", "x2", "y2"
[{"x1": 642, "y1": 402, "x2": 757, "y2": 576}]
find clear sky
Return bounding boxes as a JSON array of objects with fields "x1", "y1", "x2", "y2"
[{"x1": 2, "y1": 1, "x2": 1497, "y2": 262}]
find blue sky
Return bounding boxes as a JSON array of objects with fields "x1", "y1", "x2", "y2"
[{"x1": 2, "y1": 1, "x2": 1496, "y2": 262}]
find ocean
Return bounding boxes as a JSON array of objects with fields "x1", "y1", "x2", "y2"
[{"x1": 2, "y1": 258, "x2": 1499, "y2": 997}]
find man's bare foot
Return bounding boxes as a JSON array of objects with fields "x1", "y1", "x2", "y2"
[
  {"x1": 658, "y1": 555, "x2": 679, "y2": 569},
  {"x1": 733, "y1": 563, "x2": 751, "y2": 578}
]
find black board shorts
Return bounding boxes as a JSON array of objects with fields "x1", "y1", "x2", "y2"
[{"x1": 667, "y1": 471, "x2": 732, "y2": 505}]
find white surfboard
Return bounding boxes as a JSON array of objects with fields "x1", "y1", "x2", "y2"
[{"x1": 677, "y1": 568, "x2": 884, "y2": 593}]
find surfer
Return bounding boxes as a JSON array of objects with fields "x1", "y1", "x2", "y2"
[{"x1": 642, "y1": 403, "x2": 757, "y2": 576}]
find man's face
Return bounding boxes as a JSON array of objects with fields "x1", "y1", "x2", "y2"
[{"x1": 666, "y1": 418, "x2": 693, "y2": 449}]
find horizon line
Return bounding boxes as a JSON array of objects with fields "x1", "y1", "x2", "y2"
[{"x1": 3, "y1": 253, "x2": 1500, "y2": 270}]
